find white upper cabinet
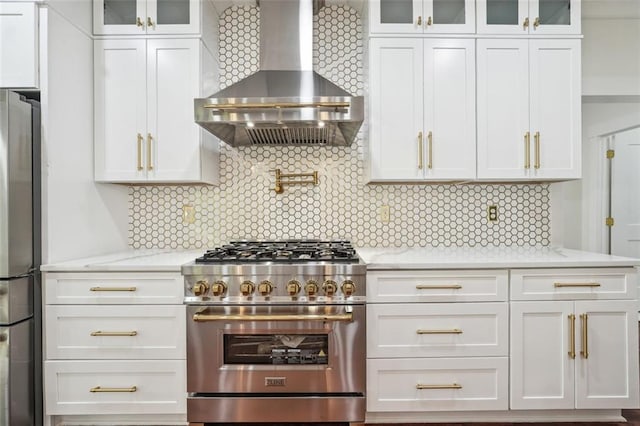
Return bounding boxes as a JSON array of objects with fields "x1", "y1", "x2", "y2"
[
  {"x1": 94, "y1": 38, "x2": 218, "y2": 184},
  {"x1": 477, "y1": 0, "x2": 581, "y2": 35},
  {"x1": 93, "y1": 0, "x2": 200, "y2": 35},
  {"x1": 0, "y1": 2, "x2": 38, "y2": 88},
  {"x1": 477, "y1": 38, "x2": 581, "y2": 180},
  {"x1": 368, "y1": 38, "x2": 476, "y2": 181},
  {"x1": 369, "y1": 0, "x2": 475, "y2": 34}
]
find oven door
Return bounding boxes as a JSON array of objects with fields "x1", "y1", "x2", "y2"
[{"x1": 186, "y1": 303, "x2": 365, "y2": 395}]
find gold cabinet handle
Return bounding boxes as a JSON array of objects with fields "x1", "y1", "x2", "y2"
[
  {"x1": 426, "y1": 16, "x2": 432, "y2": 26},
  {"x1": 90, "y1": 331, "x2": 138, "y2": 337},
  {"x1": 147, "y1": 17, "x2": 154, "y2": 29},
  {"x1": 136, "y1": 17, "x2": 144, "y2": 28},
  {"x1": 416, "y1": 328, "x2": 463, "y2": 335},
  {"x1": 533, "y1": 17, "x2": 540, "y2": 29},
  {"x1": 524, "y1": 132, "x2": 531, "y2": 169},
  {"x1": 568, "y1": 314, "x2": 576, "y2": 359},
  {"x1": 554, "y1": 282, "x2": 601, "y2": 288},
  {"x1": 427, "y1": 131, "x2": 433, "y2": 169},
  {"x1": 417, "y1": 16, "x2": 422, "y2": 26},
  {"x1": 534, "y1": 131, "x2": 541, "y2": 169},
  {"x1": 580, "y1": 313, "x2": 589, "y2": 359},
  {"x1": 89, "y1": 287, "x2": 137, "y2": 292},
  {"x1": 136, "y1": 133, "x2": 144, "y2": 171},
  {"x1": 417, "y1": 383, "x2": 462, "y2": 390},
  {"x1": 418, "y1": 131, "x2": 423, "y2": 169},
  {"x1": 523, "y1": 17, "x2": 530, "y2": 29},
  {"x1": 416, "y1": 284, "x2": 462, "y2": 290},
  {"x1": 147, "y1": 133, "x2": 154, "y2": 170},
  {"x1": 90, "y1": 386, "x2": 137, "y2": 393}
]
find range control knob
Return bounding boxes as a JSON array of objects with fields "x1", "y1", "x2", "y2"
[
  {"x1": 258, "y1": 280, "x2": 273, "y2": 296},
  {"x1": 304, "y1": 280, "x2": 319, "y2": 297},
  {"x1": 240, "y1": 280, "x2": 255, "y2": 296},
  {"x1": 211, "y1": 280, "x2": 227, "y2": 297},
  {"x1": 193, "y1": 280, "x2": 209, "y2": 296},
  {"x1": 323, "y1": 279, "x2": 338, "y2": 297},
  {"x1": 341, "y1": 280, "x2": 356, "y2": 297},
  {"x1": 287, "y1": 279, "x2": 301, "y2": 296}
]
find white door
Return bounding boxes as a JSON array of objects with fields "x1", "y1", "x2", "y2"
[
  {"x1": 94, "y1": 39, "x2": 147, "y2": 182},
  {"x1": 146, "y1": 0, "x2": 200, "y2": 34},
  {"x1": 146, "y1": 39, "x2": 201, "y2": 182},
  {"x1": 368, "y1": 0, "x2": 424, "y2": 34},
  {"x1": 423, "y1": 0, "x2": 475, "y2": 33},
  {"x1": 476, "y1": 0, "x2": 528, "y2": 35},
  {"x1": 529, "y1": 39, "x2": 581, "y2": 179},
  {"x1": 477, "y1": 39, "x2": 529, "y2": 180},
  {"x1": 423, "y1": 38, "x2": 476, "y2": 180},
  {"x1": 0, "y1": 2, "x2": 38, "y2": 88},
  {"x1": 510, "y1": 301, "x2": 575, "y2": 409},
  {"x1": 93, "y1": 0, "x2": 147, "y2": 35},
  {"x1": 610, "y1": 127, "x2": 640, "y2": 258},
  {"x1": 369, "y1": 38, "x2": 424, "y2": 181},
  {"x1": 575, "y1": 300, "x2": 639, "y2": 409},
  {"x1": 528, "y1": 0, "x2": 581, "y2": 35}
]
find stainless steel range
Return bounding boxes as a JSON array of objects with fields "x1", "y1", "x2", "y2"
[{"x1": 182, "y1": 240, "x2": 366, "y2": 425}]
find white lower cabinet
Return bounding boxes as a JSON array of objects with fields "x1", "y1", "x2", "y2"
[
  {"x1": 43, "y1": 272, "x2": 187, "y2": 423},
  {"x1": 366, "y1": 269, "x2": 509, "y2": 413},
  {"x1": 509, "y1": 267, "x2": 639, "y2": 410}
]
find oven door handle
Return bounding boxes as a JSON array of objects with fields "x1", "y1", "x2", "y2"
[{"x1": 192, "y1": 312, "x2": 353, "y2": 322}]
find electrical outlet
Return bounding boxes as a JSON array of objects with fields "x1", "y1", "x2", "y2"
[
  {"x1": 379, "y1": 205, "x2": 390, "y2": 222},
  {"x1": 182, "y1": 205, "x2": 196, "y2": 224},
  {"x1": 488, "y1": 205, "x2": 498, "y2": 222}
]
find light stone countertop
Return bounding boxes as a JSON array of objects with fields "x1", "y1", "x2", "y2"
[
  {"x1": 40, "y1": 246, "x2": 640, "y2": 272},
  {"x1": 356, "y1": 246, "x2": 640, "y2": 270}
]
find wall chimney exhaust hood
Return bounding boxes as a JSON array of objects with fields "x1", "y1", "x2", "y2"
[{"x1": 194, "y1": 0, "x2": 364, "y2": 147}]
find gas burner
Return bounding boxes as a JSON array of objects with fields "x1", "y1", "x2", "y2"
[{"x1": 195, "y1": 240, "x2": 359, "y2": 264}]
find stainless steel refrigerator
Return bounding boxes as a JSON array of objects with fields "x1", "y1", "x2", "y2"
[{"x1": 1, "y1": 89, "x2": 40, "y2": 426}]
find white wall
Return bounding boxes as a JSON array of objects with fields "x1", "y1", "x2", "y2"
[{"x1": 40, "y1": 4, "x2": 129, "y2": 263}]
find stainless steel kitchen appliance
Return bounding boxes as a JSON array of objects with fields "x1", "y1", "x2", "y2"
[
  {"x1": 1, "y1": 89, "x2": 41, "y2": 426},
  {"x1": 194, "y1": 0, "x2": 364, "y2": 147},
  {"x1": 182, "y1": 240, "x2": 366, "y2": 425}
]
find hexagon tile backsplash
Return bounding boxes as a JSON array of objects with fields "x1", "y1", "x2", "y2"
[{"x1": 128, "y1": 5, "x2": 551, "y2": 250}]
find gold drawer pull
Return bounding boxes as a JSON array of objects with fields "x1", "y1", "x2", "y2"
[
  {"x1": 417, "y1": 328, "x2": 462, "y2": 335},
  {"x1": 524, "y1": 131, "x2": 531, "y2": 169},
  {"x1": 137, "y1": 133, "x2": 144, "y2": 171},
  {"x1": 89, "y1": 287, "x2": 137, "y2": 292},
  {"x1": 418, "y1": 131, "x2": 423, "y2": 169},
  {"x1": 90, "y1": 331, "x2": 138, "y2": 337},
  {"x1": 568, "y1": 314, "x2": 576, "y2": 359},
  {"x1": 554, "y1": 282, "x2": 601, "y2": 288},
  {"x1": 90, "y1": 386, "x2": 137, "y2": 393},
  {"x1": 416, "y1": 284, "x2": 462, "y2": 290},
  {"x1": 417, "y1": 383, "x2": 462, "y2": 390}
]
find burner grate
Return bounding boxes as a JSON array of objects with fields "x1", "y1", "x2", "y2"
[{"x1": 195, "y1": 240, "x2": 358, "y2": 264}]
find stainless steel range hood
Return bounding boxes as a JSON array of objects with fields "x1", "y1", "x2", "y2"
[{"x1": 194, "y1": 0, "x2": 364, "y2": 146}]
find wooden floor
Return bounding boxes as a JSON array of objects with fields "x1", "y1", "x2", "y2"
[{"x1": 363, "y1": 409, "x2": 640, "y2": 425}]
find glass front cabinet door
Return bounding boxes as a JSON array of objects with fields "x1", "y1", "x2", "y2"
[
  {"x1": 477, "y1": 0, "x2": 580, "y2": 35},
  {"x1": 370, "y1": 0, "x2": 475, "y2": 34},
  {"x1": 93, "y1": 0, "x2": 199, "y2": 35}
]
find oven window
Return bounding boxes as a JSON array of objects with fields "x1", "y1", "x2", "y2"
[{"x1": 224, "y1": 334, "x2": 329, "y2": 365}]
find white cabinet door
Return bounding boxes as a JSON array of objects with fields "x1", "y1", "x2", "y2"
[
  {"x1": 574, "y1": 300, "x2": 639, "y2": 409},
  {"x1": 477, "y1": 39, "x2": 529, "y2": 180},
  {"x1": 93, "y1": 0, "x2": 200, "y2": 35},
  {"x1": 94, "y1": 39, "x2": 147, "y2": 182},
  {"x1": 146, "y1": 39, "x2": 201, "y2": 182},
  {"x1": 423, "y1": 38, "x2": 475, "y2": 180},
  {"x1": 369, "y1": 38, "x2": 424, "y2": 181},
  {"x1": 529, "y1": 39, "x2": 581, "y2": 179},
  {"x1": 369, "y1": 0, "x2": 474, "y2": 34},
  {"x1": 369, "y1": 0, "x2": 425, "y2": 34},
  {"x1": 423, "y1": 0, "x2": 475, "y2": 34},
  {"x1": 477, "y1": 0, "x2": 580, "y2": 35},
  {"x1": 510, "y1": 301, "x2": 575, "y2": 409},
  {"x1": 0, "y1": 2, "x2": 38, "y2": 88},
  {"x1": 477, "y1": 39, "x2": 580, "y2": 180}
]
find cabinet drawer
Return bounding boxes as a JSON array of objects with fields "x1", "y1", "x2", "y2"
[
  {"x1": 510, "y1": 268, "x2": 637, "y2": 301},
  {"x1": 45, "y1": 305, "x2": 185, "y2": 359},
  {"x1": 44, "y1": 360, "x2": 186, "y2": 415},
  {"x1": 367, "y1": 270, "x2": 508, "y2": 302},
  {"x1": 44, "y1": 272, "x2": 183, "y2": 304},
  {"x1": 367, "y1": 303, "x2": 508, "y2": 358},
  {"x1": 367, "y1": 357, "x2": 508, "y2": 412}
]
